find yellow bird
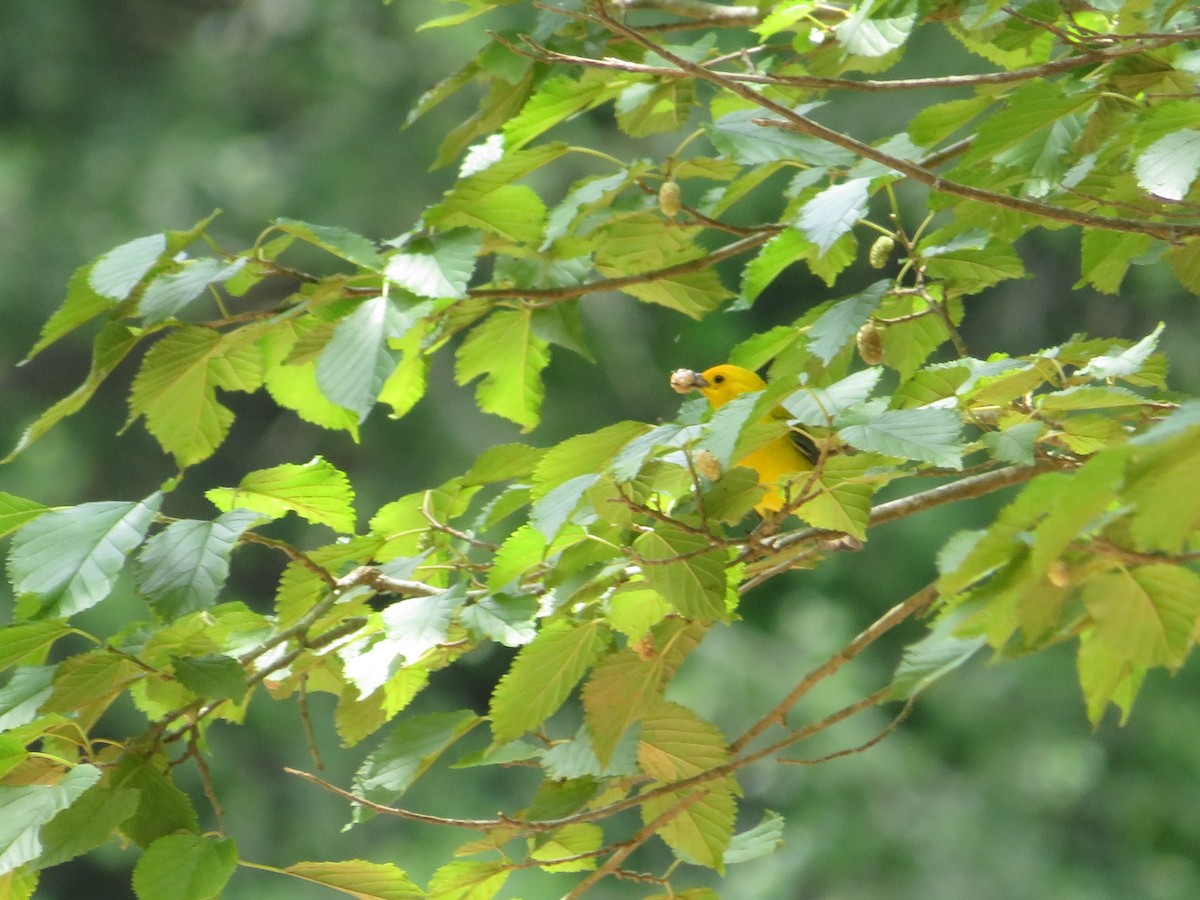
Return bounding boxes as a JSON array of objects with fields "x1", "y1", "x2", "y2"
[{"x1": 669, "y1": 364, "x2": 817, "y2": 514}]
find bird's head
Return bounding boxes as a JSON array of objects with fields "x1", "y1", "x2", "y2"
[{"x1": 669, "y1": 364, "x2": 766, "y2": 410}]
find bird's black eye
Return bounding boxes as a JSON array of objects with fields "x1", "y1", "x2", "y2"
[{"x1": 713, "y1": 374, "x2": 725, "y2": 384}]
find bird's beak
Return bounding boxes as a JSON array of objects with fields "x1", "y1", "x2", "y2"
[{"x1": 669, "y1": 368, "x2": 707, "y2": 394}]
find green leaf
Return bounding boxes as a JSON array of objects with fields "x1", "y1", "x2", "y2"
[
  {"x1": 503, "y1": 74, "x2": 621, "y2": 150},
  {"x1": 638, "y1": 699, "x2": 729, "y2": 782},
  {"x1": 131, "y1": 834, "x2": 238, "y2": 900},
  {"x1": 460, "y1": 595, "x2": 539, "y2": 648},
  {"x1": 0, "y1": 493, "x2": 48, "y2": 540},
  {"x1": 489, "y1": 619, "x2": 609, "y2": 745},
  {"x1": 88, "y1": 233, "x2": 167, "y2": 299},
  {"x1": 834, "y1": 4, "x2": 916, "y2": 56},
  {"x1": 135, "y1": 509, "x2": 261, "y2": 619},
  {"x1": 1079, "y1": 322, "x2": 1163, "y2": 380},
  {"x1": 454, "y1": 309, "x2": 549, "y2": 431},
  {"x1": 621, "y1": 269, "x2": 733, "y2": 319},
  {"x1": 315, "y1": 296, "x2": 402, "y2": 419},
  {"x1": 582, "y1": 649, "x2": 666, "y2": 767},
  {"x1": 111, "y1": 755, "x2": 200, "y2": 848},
  {"x1": 462, "y1": 442, "x2": 543, "y2": 486},
  {"x1": 385, "y1": 229, "x2": 481, "y2": 300},
  {"x1": 128, "y1": 326, "x2": 265, "y2": 466},
  {"x1": 282, "y1": 860, "x2": 424, "y2": 900},
  {"x1": 1077, "y1": 631, "x2": 1144, "y2": 727},
  {"x1": 908, "y1": 97, "x2": 991, "y2": 147},
  {"x1": 274, "y1": 218, "x2": 383, "y2": 271},
  {"x1": 205, "y1": 457, "x2": 356, "y2": 533},
  {"x1": 8, "y1": 494, "x2": 162, "y2": 619},
  {"x1": 739, "y1": 228, "x2": 812, "y2": 307},
  {"x1": 807, "y1": 282, "x2": 888, "y2": 365},
  {"x1": 708, "y1": 107, "x2": 854, "y2": 167},
  {"x1": 138, "y1": 258, "x2": 244, "y2": 323},
  {"x1": 353, "y1": 710, "x2": 480, "y2": 813},
  {"x1": 641, "y1": 782, "x2": 735, "y2": 873},
  {"x1": 0, "y1": 666, "x2": 55, "y2": 731},
  {"x1": 1077, "y1": 229, "x2": 1152, "y2": 294},
  {"x1": 838, "y1": 406, "x2": 963, "y2": 468},
  {"x1": 634, "y1": 526, "x2": 731, "y2": 621},
  {"x1": 797, "y1": 178, "x2": 870, "y2": 254},
  {"x1": 924, "y1": 243, "x2": 1026, "y2": 294},
  {"x1": 427, "y1": 860, "x2": 509, "y2": 900},
  {"x1": 35, "y1": 780, "x2": 141, "y2": 869},
  {"x1": 885, "y1": 617, "x2": 986, "y2": 700},
  {"x1": 982, "y1": 421, "x2": 1041, "y2": 465},
  {"x1": 529, "y1": 822, "x2": 604, "y2": 872},
  {"x1": 25, "y1": 263, "x2": 116, "y2": 360},
  {"x1": 1134, "y1": 129, "x2": 1200, "y2": 201},
  {"x1": 724, "y1": 810, "x2": 786, "y2": 866},
  {"x1": 425, "y1": 144, "x2": 567, "y2": 245},
  {"x1": 1082, "y1": 566, "x2": 1200, "y2": 671},
  {"x1": 171, "y1": 655, "x2": 248, "y2": 703},
  {"x1": 530, "y1": 474, "x2": 600, "y2": 541},
  {"x1": 0, "y1": 764, "x2": 100, "y2": 875},
  {"x1": 5, "y1": 323, "x2": 142, "y2": 463},
  {"x1": 0, "y1": 621, "x2": 70, "y2": 672},
  {"x1": 782, "y1": 368, "x2": 883, "y2": 425},
  {"x1": 534, "y1": 421, "x2": 649, "y2": 498}
]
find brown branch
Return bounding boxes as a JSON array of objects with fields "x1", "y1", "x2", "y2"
[
  {"x1": 730, "y1": 585, "x2": 935, "y2": 754},
  {"x1": 589, "y1": 5, "x2": 1200, "y2": 242},
  {"x1": 778, "y1": 696, "x2": 916, "y2": 765},
  {"x1": 467, "y1": 230, "x2": 778, "y2": 306}
]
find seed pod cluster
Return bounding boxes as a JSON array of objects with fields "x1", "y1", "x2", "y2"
[
  {"x1": 868, "y1": 234, "x2": 895, "y2": 269},
  {"x1": 856, "y1": 321, "x2": 884, "y2": 365}
]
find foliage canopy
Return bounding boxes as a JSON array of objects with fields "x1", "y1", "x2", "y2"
[{"x1": 2, "y1": 0, "x2": 1200, "y2": 897}]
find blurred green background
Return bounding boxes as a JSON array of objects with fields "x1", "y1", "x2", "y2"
[{"x1": 2, "y1": 2, "x2": 1199, "y2": 898}]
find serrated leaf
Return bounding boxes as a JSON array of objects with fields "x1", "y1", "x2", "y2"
[
  {"x1": 88, "y1": 233, "x2": 167, "y2": 299},
  {"x1": 138, "y1": 258, "x2": 244, "y2": 323},
  {"x1": 908, "y1": 97, "x2": 991, "y2": 147},
  {"x1": 708, "y1": 107, "x2": 854, "y2": 167},
  {"x1": 1079, "y1": 322, "x2": 1163, "y2": 379},
  {"x1": 739, "y1": 228, "x2": 812, "y2": 307},
  {"x1": 135, "y1": 509, "x2": 261, "y2": 619},
  {"x1": 35, "y1": 780, "x2": 141, "y2": 870},
  {"x1": 0, "y1": 493, "x2": 48, "y2": 540},
  {"x1": 634, "y1": 526, "x2": 731, "y2": 621},
  {"x1": 0, "y1": 621, "x2": 70, "y2": 672},
  {"x1": 621, "y1": 269, "x2": 732, "y2": 319},
  {"x1": 275, "y1": 218, "x2": 383, "y2": 271},
  {"x1": 638, "y1": 700, "x2": 729, "y2": 782},
  {"x1": 542, "y1": 725, "x2": 641, "y2": 780},
  {"x1": 782, "y1": 368, "x2": 883, "y2": 425},
  {"x1": 835, "y1": 5, "x2": 916, "y2": 56},
  {"x1": 1134, "y1": 129, "x2": 1200, "y2": 201},
  {"x1": 530, "y1": 474, "x2": 600, "y2": 541},
  {"x1": 838, "y1": 406, "x2": 963, "y2": 468},
  {"x1": 582, "y1": 649, "x2": 666, "y2": 767},
  {"x1": 8, "y1": 494, "x2": 162, "y2": 619},
  {"x1": 797, "y1": 178, "x2": 870, "y2": 254},
  {"x1": 529, "y1": 823, "x2": 603, "y2": 872},
  {"x1": 924, "y1": 243, "x2": 1026, "y2": 294},
  {"x1": 0, "y1": 764, "x2": 100, "y2": 875},
  {"x1": 171, "y1": 655, "x2": 248, "y2": 703},
  {"x1": 489, "y1": 620, "x2": 609, "y2": 745},
  {"x1": 982, "y1": 421, "x2": 1041, "y2": 465},
  {"x1": 454, "y1": 310, "x2": 549, "y2": 431},
  {"x1": 283, "y1": 860, "x2": 424, "y2": 900},
  {"x1": 460, "y1": 595, "x2": 539, "y2": 647},
  {"x1": 885, "y1": 617, "x2": 986, "y2": 700},
  {"x1": 315, "y1": 296, "x2": 403, "y2": 419},
  {"x1": 1082, "y1": 566, "x2": 1200, "y2": 670},
  {"x1": 353, "y1": 710, "x2": 480, "y2": 814},
  {"x1": 533, "y1": 421, "x2": 649, "y2": 498},
  {"x1": 386, "y1": 229, "x2": 481, "y2": 300},
  {"x1": 25, "y1": 264, "x2": 115, "y2": 360},
  {"x1": 111, "y1": 755, "x2": 199, "y2": 848},
  {"x1": 205, "y1": 457, "x2": 356, "y2": 533},
  {"x1": 427, "y1": 860, "x2": 508, "y2": 900},
  {"x1": 5, "y1": 323, "x2": 142, "y2": 463},
  {"x1": 807, "y1": 282, "x2": 888, "y2": 365},
  {"x1": 0, "y1": 666, "x2": 55, "y2": 731},
  {"x1": 132, "y1": 834, "x2": 237, "y2": 900},
  {"x1": 503, "y1": 74, "x2": 621, "y2": 150},
  {"x1": 724, "y1": 810, "x2": 785, "y2": 865},
  {"x1": 642, "y1": 783, "x2": 736, "y2": 873},
  {"x1": 1077, "y1": 631, "x2": 1144, "y2": 726},
  {"x1": 1077, "y1": 229, "x2": 1152, "y2": 294},
  {"x1": 128, "y1": 326, "x2": 265, "y2": 466}
]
